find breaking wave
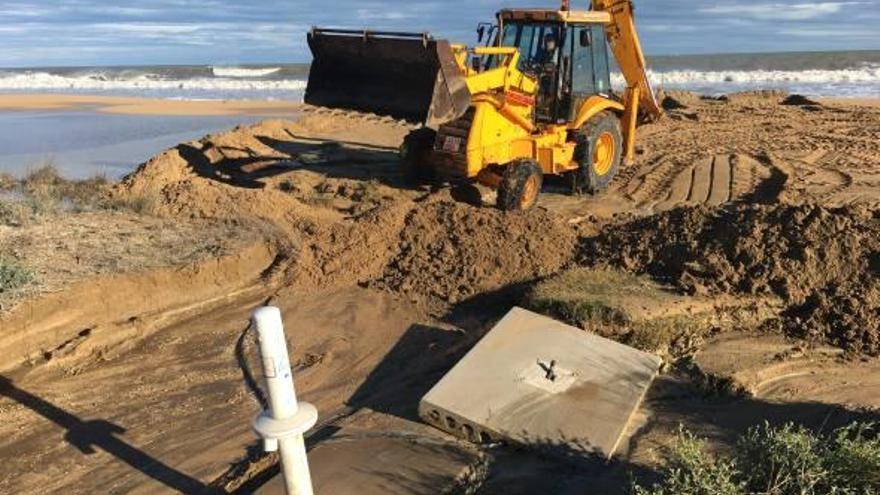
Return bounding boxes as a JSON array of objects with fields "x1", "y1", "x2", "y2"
[
  {"x1": 211, "y1": 66, "x2": 282, "y2": 78},
  {"x1": 613, "y1": 65, "x2": 880, "y2": 96},
  {"x1": 0, "y1": 58, "x2": 877, "y2": 100},
  {"x1": 0, "y1": 70, "x2": 307, "y2": 100},
  {"x1": 0, "y1": 71, "x2": 306, "y2": 91}
]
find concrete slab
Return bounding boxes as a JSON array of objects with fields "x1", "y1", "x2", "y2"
[
  {"x1": 419, "y1": 307, "x2": 662, "y2": 459},
  {"x1": 255, "y1": 432, "x2": 480, "y2": 495}
]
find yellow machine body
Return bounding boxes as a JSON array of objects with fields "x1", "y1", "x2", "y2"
[
  {"x1": 305, "y1": 1, "x2": 662, "y2": 203},
  {"x1": 427, "y1": 1, "x2": 660, "y2": 185}
]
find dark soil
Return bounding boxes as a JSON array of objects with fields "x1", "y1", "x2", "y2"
[
  {"x1": 375, "y1": 201, "x2": 576, "y2": 303},
  {"x1": 577, "y1": 204, "x2": 880, "y2": 354}
]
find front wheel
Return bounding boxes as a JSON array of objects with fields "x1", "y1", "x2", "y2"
[
  {"x1": 573, "y1": 111, "x2": 623, "y2": 194},
  {"x1": 400, "y1": 128, "x2": 437, "y2": 184},
  {"x1": 497, "y1": 159, "x2": 543, "y2": 211}
]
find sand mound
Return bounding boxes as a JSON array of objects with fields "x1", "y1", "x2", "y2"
[
  {"x1": 781, "y1": 94, "x2": 822, "y2": 106},
  {"x1": 375, "y1": 201, "x2": 576, "y2": 303},
  {"x1": 724, "y1": 89, "x2": 790, "y2": 104},
  {"x1": 579, "y1": 204, "x2": 880, "y2": 354},
  {"x1": 112, "y1": 118, "x2": 420, "y2": 289},
  {"x1": 656, "y1": 90, "x2": 701, "y2": 110}
]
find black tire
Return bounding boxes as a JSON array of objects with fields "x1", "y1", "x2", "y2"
[
  {"x1": 573, "y1": 111, "x2": 623, "y2": 194},
  {"x1": 400, "y1": 128, "x2": 437, "y2": 183},
  {"x1": 497, "y1": 159, "x2": 543, "y2": 211}
]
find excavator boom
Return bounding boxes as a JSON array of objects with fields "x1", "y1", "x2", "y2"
[{"x1": 592, "y1": 0, "x2": 662, "y2": 121}]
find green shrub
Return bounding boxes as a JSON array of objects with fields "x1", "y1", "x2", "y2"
[
  {"x1": 634, "y1": 429, "x2": 744, "y2": 495},
  {"x1": 0, "y1": 259, "x2": 32, "y2": 294},
  {"x1": 824, "y1": 423, "x2": 880, "y2": 493},
  {"x1": 634, "y1": 422, "x2": 880, "y2": 495},
  {"x1": 737, "y1": 423, "x2": 827, "y2": 495}
]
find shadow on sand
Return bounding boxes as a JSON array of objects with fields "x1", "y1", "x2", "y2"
[
  {"x1": 170, "y1": 128, "x2": 408, "y2": 192},
  {"x1": 0, "y1": 375, "x2": 217, "y2": 495}
]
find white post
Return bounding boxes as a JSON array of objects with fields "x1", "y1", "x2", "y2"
[{"x1": 252, "y1": 307, "x2": 318, "y2": 495}]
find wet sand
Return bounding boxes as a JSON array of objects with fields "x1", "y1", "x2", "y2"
[{"x1": 0, "y1": 93, "x2": 302, "y2": 116}]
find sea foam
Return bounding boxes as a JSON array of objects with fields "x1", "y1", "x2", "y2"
[
  {"x1": 0, "y1": 71, "x2": 306, "y2": 92},
  {"x1": 211, "y1": 66, "x2": 282, "y2": 78},
  {"x1": 612, "y1": 66, "x2": 880, "y2": 96},
  {"x1": 0, "y1": 64, "x2": 877, "y2": 99}
]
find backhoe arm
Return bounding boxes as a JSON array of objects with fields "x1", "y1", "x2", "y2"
[{"x1": 591, "y1": 0, "x2": 662, "y2": 122}]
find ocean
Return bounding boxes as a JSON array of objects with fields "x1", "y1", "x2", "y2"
[
  {"x1": 0, "y1": 50, "x2": 878, "y2": 101},
  {"x1": 0, "y1": 50, "x2": 877, "y2": 180},
  {"x1": 0, "y1": 111, "x2": 268, "y2": 179}
]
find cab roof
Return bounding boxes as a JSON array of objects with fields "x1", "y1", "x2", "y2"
[{"x1": 498, "y1": 8, "x2": 612, "y2": 24}]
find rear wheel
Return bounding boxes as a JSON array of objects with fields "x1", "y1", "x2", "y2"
[
  {"x1": 400, "y1": 128, "x2": 437, "y2": 183},
  {"x1": 497, "y1": 159, "x2": 543, "y2": 211},
  {"x1": 573, "y1": 111, "x2": 623, "y2": 194}
]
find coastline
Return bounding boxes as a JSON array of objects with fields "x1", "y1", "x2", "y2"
[
  {"x1": 0, "y1": 91, "x2": 877, "y2": 180},
  {"x1": 0, "y1": 93, "x2": 302, "y2": 116},
  {"x1": 0, "y1": 93, "x2": 878, "y2": 118},
  {"x1": 818, "y1": 97, "x2": 880, "y2": 108}
]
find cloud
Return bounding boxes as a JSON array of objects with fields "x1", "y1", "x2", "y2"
[
  {"x1": 356, "y1": 10, "x2": 415, "y2": 21},
  {"x1": 0, "y1": 0, "x2": 878, "y2": 66},
  {"x1": 700, "y1": 2, "x2": 863, "y2": 21},
  {"x1": 780, "y1": 27, "x2": 879, "y2": 37},
  {"x1": 90, "y1": 23, "x2": 203, "y2": 35}
]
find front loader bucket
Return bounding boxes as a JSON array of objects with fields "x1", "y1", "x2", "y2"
[{"x1": 305, "y1": 29, "x2": 471, "y2": 128}]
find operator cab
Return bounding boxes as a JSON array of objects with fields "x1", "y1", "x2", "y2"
[{"x1": 476, "y1": 9, "x2": 613, "y2": 125}]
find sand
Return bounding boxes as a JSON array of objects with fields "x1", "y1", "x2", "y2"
[
  {"x1": 0, "y1": 93, "x2": 302, "y2": 116},
  {"x1": 1, "y1": 92, "x2": 879, "y2": 493}
]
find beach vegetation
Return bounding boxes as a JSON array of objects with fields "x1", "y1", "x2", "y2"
[
  {"x1": 0, "y1": 172, "x2": 16, "y2": 191},
  {"x1": 0, "y1": 201, "x2": 31, "y2": 227},
  {"x1": 104, "y1": 193, "x2": 159, "y2": 216},
  {"x1": 524, "y1": 268, "x2": 707, "y2": 355},
  {"x1": 633, "y1": 422, "x2": 880, "y2": 495},
  {"x1": 0, "y1": 258, "x2": 32, "y2": 295},
  {"x1": 22, "y1": 163, "x2": 111, "y2": 213},
  {"x1": 0, "y1": 161, "x2": 162, "y2": 221}
]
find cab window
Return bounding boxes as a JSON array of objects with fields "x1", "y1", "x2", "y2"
[
  {"x1": 567, "y1": 23, "x2": 612, "y2": 119},
  {"x1": 590, "y1": 24, "x2": 611, "y2": 94},
  {"x1": 494, "y1": 22, "x2": 561, "y2": 73},
  {"x1": 569, "y1": 26, "x2": 595, "y2": 95}
]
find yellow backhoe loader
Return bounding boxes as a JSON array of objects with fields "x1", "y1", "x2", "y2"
[{"x1": 305, "y1": 0, "x2": 662, "y2": 210}]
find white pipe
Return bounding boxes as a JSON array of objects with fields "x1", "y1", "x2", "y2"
[{"x1": 252, "y1": 307, "x2": 318, "y2": 495}]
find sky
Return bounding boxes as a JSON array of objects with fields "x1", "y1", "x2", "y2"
[{"x1": 0, "y1": 0, "x2": 878, "y2": 67}]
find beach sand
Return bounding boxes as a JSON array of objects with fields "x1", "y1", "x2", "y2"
[
  {"x1": 0, "y1": 93, "x2": 302, "y2": 116},
  {"x1": 1, "y1": 91, "x2": 880, "y2": 493},
  {"x1": 819, "y1": 97, "x2": 880, "y2": 108}
]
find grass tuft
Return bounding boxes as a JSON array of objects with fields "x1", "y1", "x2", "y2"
[
  {"x1": 526, "y1": 268, "x2": 650, "y2": 327},
  {"x1": 0, "y1": 161, "x2": 146, "y2": 222},
  {"x1": 634, "y1": 422, "x2": 880, "y2": 495},
  {"x1": 634, "y1": 428, "x2": 743, "y2": 495},
  {"x1": 525, "y1": 268, "x2": 708, "y2": 355},
  {"x1": 0, "y1": 201, "x2": 31, "y2": 227},
  {"x1": 0, "y1": 172, "x2": 16, "y2": 191},
  {"x1": 0, "y1": 258, "x2": 32, "y2": 294},
  {"x1": 104, "y1": 193, "x2": 159, "y2": 216}
]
